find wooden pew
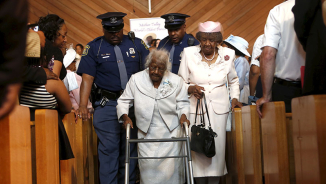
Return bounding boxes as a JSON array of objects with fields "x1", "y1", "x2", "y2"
[
  {"x1": 59, "y1": 112, "x2": 98, "y2": 184},
  {"x1": 75, "y1": 116, "x2": 98, "y2": 184},
  {"x1": 286, "y1": 113, "x2": 296, "y2": 184},
  {"x1": 34, "y1": 109, "x2": 60, "y2": 184},
  {"x1": 75, "y1": 117, "x2": 88, "y2": 184},
  {"x1": 86, "y1": 116, "x2": 97, "y2": 184},
  {"x1": 61, "y1": 112, "x2": 77, "y2": 184},
  {"x1": 225, "y1": 108, "x2": 245, "y2": 184},
  {"x1": 241, "y1": 105, "x2": 263, "y2": 184},
  {"x1": 0, "y1": 105, "x2": 32, "y2": 184},
  {"x1": 261, "y1": 102, "x2": 295, "y2": 184},
  {"x1": 292, "y1": 95, "x2": 326, "y2": 184},
  {"x1": 91, "y1": 119, "x2": 99, "y2": 184}
]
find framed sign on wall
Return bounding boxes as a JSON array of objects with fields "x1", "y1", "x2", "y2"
[{"x1": 130, "y1": 17, "x2": 168, "y2": 47}]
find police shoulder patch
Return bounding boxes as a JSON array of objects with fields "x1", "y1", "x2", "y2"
[
  {"x1": 141, "y1": 40, "x2": 149, "y2": 50},
  {"x1": 82, "y1": 45, "x2": 90, "y2": 56}
]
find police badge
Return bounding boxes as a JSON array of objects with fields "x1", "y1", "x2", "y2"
[
  {"x1": 129, "y1": 48, "x2": 135, "y2": 54},
  {"x1": 168, "y1": 15, "x2": 174, "y2": 23},
  {"x1": 110, "y1": 17, "x2": 117, "y2": 24}
]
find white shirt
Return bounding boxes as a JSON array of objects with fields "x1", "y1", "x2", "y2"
[
  {"x1": 250, "y1": 34, "x2": 264, "y2": 68},
  {"x1": 262, "y1": 0, "x2": 306, "y2": 81}
]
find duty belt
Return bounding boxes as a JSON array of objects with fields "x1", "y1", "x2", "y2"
[{"x1": 101, "y1": 89, "x2": 124, "y2": 100}]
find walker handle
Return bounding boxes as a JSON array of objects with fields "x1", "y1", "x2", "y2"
[
  {"x1": 126, "y1": 123, "x2": 131, "y2": 140},
  {"x1": 183, "y1": 122, "x2": 190, "y2": 137}
]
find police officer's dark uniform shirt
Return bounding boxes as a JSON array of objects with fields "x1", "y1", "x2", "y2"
[
  {"x1": 158, "y1": 33, "x2": 199, "y2": 74},
  {"x1": 77, "y1": 35, "x2": 149, "y2": 92}
]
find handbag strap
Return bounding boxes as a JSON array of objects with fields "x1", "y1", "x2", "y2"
[
  {"x1": 202, "y1": 93, "x2": 212, "y2": 128},
  {"x1": 194, "y1": 96, "x2": 205, "y2": 127},
  {"x1": 194, "y1": 98, "x2": 201, "y2": 126}
]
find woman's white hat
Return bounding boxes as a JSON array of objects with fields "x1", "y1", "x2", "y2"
[
  {"x1": 224, "y1": 35, "x2": 251, "y2": 57},
  {"x1": 63, "y1": 48, "x2": 77, "y2": 68}
]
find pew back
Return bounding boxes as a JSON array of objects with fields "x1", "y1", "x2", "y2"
[
  {"x1": 241, "y1": 105, "x2": 263, "y2": 184},
  {"x1": 225, "y1": 108, "x2": 245, "y2": 184},
  {"x1": 0, "y1": 105, "x2": 32, "y2": 184},
  {"x1": 34, "y1": 109, "x2": 60, "y2": 184},
  {"x1": 261, "y1": 102, "x2": 290, "y2": 184},
  {"x1": 292, "y1": 95, "x2": 326, "y2": 184}
]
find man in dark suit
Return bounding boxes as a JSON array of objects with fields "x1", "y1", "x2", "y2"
[{"x1": 292, "y1": 0, "x2": 326, "y2": 95}]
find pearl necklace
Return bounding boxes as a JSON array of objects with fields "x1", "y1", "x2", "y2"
[{"x1": 203, "y1": 50, "x2": 215, "y2": 61}]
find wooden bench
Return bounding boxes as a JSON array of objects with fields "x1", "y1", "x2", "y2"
[
  {"x1": 261, "y1": 102, "x2": 296, "y2": 184},
  {"x1": 34, "y1": 109, "x2": 60, "y2": 184},
  {"x1": 62, "y1": 113, "x2": 98, "y2": 184},
  {"x1": 1, "y1": 107, "x2": 98, "y2": 184},
  {"x1": 61, "y1": 112, "x2": 77, "y2": 184},
  {"x1": 0, "y1": 105, "x2": 32, "y2": 184},
  {"x1": 241, "y1": 105, "x2": 263, "y2": 184},
  {"x1": 225, "y1": 108, "x2": 245, "y2": 184},
  {"x1": 292, "y1": 95, "x2": 326, "y2": 184},
  {"x1": 224, "y1": 105, "x2": 263, "y2": 184}
]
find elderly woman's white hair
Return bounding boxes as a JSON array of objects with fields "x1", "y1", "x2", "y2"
[{"x1": 144, "y1": 49, "x2": 172, "y2": 72}]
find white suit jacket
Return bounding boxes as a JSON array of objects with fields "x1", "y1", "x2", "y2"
[
  {"x1": 178, "y1": 45, "x2": 240, "y2": 114},
  {"x1": 117, "y1": 69, "x2": 190, "y2": 133}
]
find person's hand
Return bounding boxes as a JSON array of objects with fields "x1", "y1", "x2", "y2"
[
  {"x1": 180, "y1": 114, "x2": 190, "y2": 128},
  {"x1": 122, "y1": 114, "x2": 133, "y2": 129},
  {"x1": 70, "y1": 109, "x2": 79, "y2": 124},
  {"x1": 231, "y1": 98, "x2": 243, "y2": 111},
  {"x1": 188, "y1": 85, "x2": 205, "y2": 99},
  {"x1": 0, "y1": 83, "x2": 21, "y2": 119},
  {"x1": 76, "y1": 105, "x2": 91, "y2": 121},
  {"x1": 43, "y1": 68, "x2": 58, "y2": 80},
  {"x1": 256, "y1": 97, "x2": 271, "y2": 118}
]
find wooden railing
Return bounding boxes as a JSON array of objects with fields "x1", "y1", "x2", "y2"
[
  {"x1": 225, "y1": 106, "x2": 263, "y2": 184},
  {"x1": 292, "y1": 95, "x2": 326, "y2": 184},
  {"x1": 224, "y1": 95, "x2": 326, "y2": 184},
  {"x1": 0, "y1": 106, "x2": 98, "y2": 184},
  {"x1": 0, "y1": 105, "x2": 32, "y2": 184},
  {"x1": 2, "y1": 95, "x2": 325, "y2": 184}
]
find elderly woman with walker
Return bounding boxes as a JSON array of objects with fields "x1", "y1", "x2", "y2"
[{"x1": 117, "y1": 49, "x2": 192, "y2": 184}]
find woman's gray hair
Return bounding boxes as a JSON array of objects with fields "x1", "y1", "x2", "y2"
[{"x1": 144, "y1": 49, "x2": 172, "y2": 72}]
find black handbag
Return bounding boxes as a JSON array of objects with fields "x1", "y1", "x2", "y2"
[{"x1": 190, "y1": 93, "x2": 217, "y2": 158}]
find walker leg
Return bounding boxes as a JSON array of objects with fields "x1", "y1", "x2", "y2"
[
  {"x1": 125, "y1": 124, "x2": 131, "y2": 184},
  {"x1": 183, "y1": 122, "x2": 194, "y2": 184},
  {"x1": 185, "y1": 157, "x2": 190, "y2": 184},
  {"x1": 188, "y1": 161, "x2": 194, "y2": 184}
]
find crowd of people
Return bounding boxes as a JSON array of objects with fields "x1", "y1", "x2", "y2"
[{"x1": 1, "y1": 0, "x2": 326, "y2": 184}]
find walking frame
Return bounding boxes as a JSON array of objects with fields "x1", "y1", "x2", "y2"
[{"x1": 125, "y1": 122, "x2": 194, "y2": 184}]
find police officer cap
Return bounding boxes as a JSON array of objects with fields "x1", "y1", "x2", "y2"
[
  {"x1": 161, "y1": 13, "x2": 190, "y2": 29},
  {"x1": 97, "y1": 12, "x2": 127, "y2": 32}
]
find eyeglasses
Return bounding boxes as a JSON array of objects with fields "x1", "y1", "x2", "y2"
[{"x1": 149, "y1": 66, "x2": 165, "y2": 73}]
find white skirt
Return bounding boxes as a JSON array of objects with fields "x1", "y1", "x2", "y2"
[
  {"x1": 137, "y1": 102, "x2": 185, "y2": 184},
  {"x1": 189, "y1": 103, "x2": 228, "y2": 177}
]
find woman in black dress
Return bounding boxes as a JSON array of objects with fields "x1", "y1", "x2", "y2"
[
  {"x1": 37, "y1": 15, "x2": 74, "y2": 160},
  {"x1": 38, "y1": 14, "x2": 68, "y2": 80}
]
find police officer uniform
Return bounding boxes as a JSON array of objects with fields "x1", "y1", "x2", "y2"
[
  {"x1": 77, "y1": 12, "x2": 149, "y2": 184},
  {"x1": 157, "y1": 13, "x2": 199, "y2": 74}
]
